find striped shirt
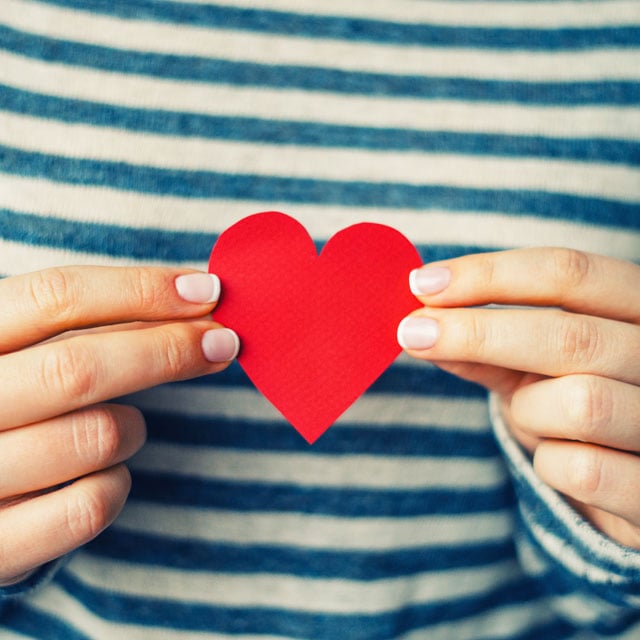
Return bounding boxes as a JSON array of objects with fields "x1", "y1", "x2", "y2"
[{"x1": 1, "y1": 1, "x2": 639, "y2": 638}]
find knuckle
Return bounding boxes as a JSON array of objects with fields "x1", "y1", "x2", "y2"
[
  {"x1": 65, "y1": 486, "x2": 113, "y2": 542},
  {"x1": 130, "y1": 268, "x2": 164, "y2": 312},
  {"x1": 27, "y1": 267, "x2": 75, "y2": 321},
  {"x1": 566, "y1": 447, "x2": 603, "y2": 500},
  {"x1": 70, "y1": 407, "x2": 122, "y2": 467},
  {"x1": 556, "y1": 314, "x2": 602, "y2": 368},
  {"x1": 65, "y1": 467, "x2": 131, "y2": 543},
  {"x1": 476, "y1": 253, "x2": 496, "y2": 291},
  {"x1": 40, "y1": 342, "x2": 99, "y2": 403},
  {"x1": 460, "y1": 312, "x2": 489, "y2": 359},
  {"x1": 153, "y1": 326, "x2": 196, "y2": 380},
  {"x1": 563, "y1": 377, "x2": 612, "y2": 441},
  {"x1": 551, "y1": 248, "x2": 592, "y2": 292}
]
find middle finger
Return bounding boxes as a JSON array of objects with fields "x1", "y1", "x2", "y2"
[
  {"x1": 398, "y1": 307, "x2": 640, "y2": 385},
  {"x1": 0, "y1": 320, "x2": 239, "y2": 429}
]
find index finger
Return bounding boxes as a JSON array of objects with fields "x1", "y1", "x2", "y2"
[
  {"x1": 0, "y1": 266, "x2": 221, "y2": 353},
  {"x1": 410, "y1": 248, "x2": 640, "y2": 324}
]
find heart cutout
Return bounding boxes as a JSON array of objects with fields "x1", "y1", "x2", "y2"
[{"x1": 209, "y1": 212, "x2": 422, "y2": 443}]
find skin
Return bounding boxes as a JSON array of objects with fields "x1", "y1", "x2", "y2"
[
  {"x1": 2, "y1": 249, "x2": 637, "y2": 585},
  {"x1": 400, "y1": 247, "x2": 640, "y2": 549},
  {"x1": 0, "y1": 266, "x2": 230, "y2": 586}
]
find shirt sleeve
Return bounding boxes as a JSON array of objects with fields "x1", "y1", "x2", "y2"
[
  {"x1": 489, "y1": 394, "x2": 640, "y2": 636},
  {"x1": 0, "y1": 558, "x2": 65, "y2": 615}
]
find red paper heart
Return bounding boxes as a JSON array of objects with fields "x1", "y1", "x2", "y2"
[{"x1": 208, "y1": 212, "x2": 422, "y2": 443}]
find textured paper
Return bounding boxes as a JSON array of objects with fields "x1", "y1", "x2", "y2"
[{"x1": 209, "y1": 212, "x2": 422, "y2": 443}]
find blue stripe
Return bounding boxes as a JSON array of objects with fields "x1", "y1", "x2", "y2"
[
  {"x1": 142, "y1": 412, "x2": 498, "y2": 458},
  {"x1": 1, "y1": 25, "x2": 639, "y2": 105},
  {"x1": 0, "y1": 208, "x2": 498, "y2": 264},
  {"x1": 2, "y1": 151, "x2": 638, "y2": 229},
  {"x1": 0, "y1": 605, "x2": 89, "y2": 640},
  {"x1": 0, "y1": 207, "x2": 208, "y2": 261},
  {"x1": 129, "y1": 472, "x2": 515, "y2": 516},
  {"x1": 2, "y1": 84, "x2": 638, "y2": 165},
  {"x1": 55, "y1": 569, "x2": 544, "y2": 638},
  {"x1": 89, "y1": 529, "x2": 516, "y2": 579},
  {"x1": 187, "y1": 361, "x2": 489, "y2": 399},
  {"x1": 30, "y1": 0, "x2": 640, "y2": 50}
]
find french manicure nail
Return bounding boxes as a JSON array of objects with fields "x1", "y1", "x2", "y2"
[
  {"x1": 202, "y1": 328, "x2": 240, "y2": 362},
  {"x1": 397, "y1": 317, "x2": 439, "y2": 350},
  {"x1": 409, "y1": 266, "x2": 451, "y2": 296},
  {"x1": 175, "y1": 273, "x2": 221, "y2": 304}
]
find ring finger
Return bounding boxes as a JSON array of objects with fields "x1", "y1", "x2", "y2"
[
  {"x1": 0, "y1": 404, "x2": 146, "y2": 500},
  {"x1": 509, "y1": 375, "x2": 640, "y2": 452}
]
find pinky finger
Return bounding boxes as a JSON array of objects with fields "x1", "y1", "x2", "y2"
[
  {"x1": 0, "y1": 464, "x2": 130, "y2": 586},
  {"x1": 534, "y1": 441, "x2": 640, "y2": 545}
]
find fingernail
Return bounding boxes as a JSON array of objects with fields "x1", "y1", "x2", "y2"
[
  {"x1": 175, "y1": 273, "x2": 221, "y2": 304},
  {"x1": 397, "y1": 317, "x2": 439, "y2": 350},
  {"x1": 202, "y1": 328, "x2": 240, "y2": 362},
  {"x1": 409, "y1": 267, "x2": 451, "y2": 296}
]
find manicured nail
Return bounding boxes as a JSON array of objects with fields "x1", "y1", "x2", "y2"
[
  {"x1": 409, "y1": 267, "x2": 451, "y2": 296},
  {"x1": 175, "y1": 273, "x2": 221, "y2": 304},
  {"x1": 202, "y1": 328, "x2": 240, "y2": 362},
  {"x1": 397, "y1": 317, "x2": 439, "y2": 350}
]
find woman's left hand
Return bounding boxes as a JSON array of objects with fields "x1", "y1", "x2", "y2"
[{"x1": 397, "y1": 247, "x2": 640, "y2": 548}]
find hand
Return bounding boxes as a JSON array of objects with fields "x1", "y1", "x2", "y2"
[
  {"x1": 397, "y1": 248, "x2": 640, "y2": 548},
  {"x1": 0, "y1": 266, "x2": 239, "y2": 585}
]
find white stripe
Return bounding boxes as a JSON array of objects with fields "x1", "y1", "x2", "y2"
[
  {"x1": 551, "y1": 593, "x2": 620, "y2": 625},
  {"x1": 65, "y1": 553, "x2": 521, "y2": 613},
  {"x1": 130, "y1": 443, "x2": 507, "y2": 489},
  {"x1": 115, "y1": 502, "x2": 512, "y2": 550},
  {"x1": 123, "y1": 385, "x2": 490, "y2": 429},
  {"x1": 164, "y1": 0, "x2": 640, "y2": 28},
  {"x1": 2, "y1": 51, "x2": 639, "y2": 140},
  {"x1": 3, "y1": 113, "x2": 639, "y2": 203},
  {"x1": 4, "y1": 0, "x2": 640, "y2": 80}
]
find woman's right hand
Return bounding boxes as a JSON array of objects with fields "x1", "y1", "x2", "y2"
[{"x1": 0, "y1": 266, "x2": 238, "y2": 586}]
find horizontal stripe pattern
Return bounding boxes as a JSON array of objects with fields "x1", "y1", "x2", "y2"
[
  {"x1": 14, "y1": 0, "x2": 640, "y2": 49},
  {"x1": 5, "y1": 0, "x2": 640, "y2": 81},
  {"x1": 3, "y1": 86, "x2": 640, "y2": 165},
  {"x1": 159, "y1": 0, "x2": 640, "y2": 28},
  {"x1": 2, "y1": 24, "x2": 639, "y2": 105},
  {"x1": 1, "y1": 1, "x2": 639, "y2": 639},
  {"x1": 2, "y1": 149, "x2": 638, "y2": 227},
  {"x1": 2, "y1": 53, "x2": 640, "y2": 142},
  {"x1": 111, "y1": 504, "x2": 514, "y2": 551},
  {"x1": 3, "y1": 112, "x2": 639, "y2": 203},
  {"x1": 17, "y1": 576, "x2": 569, "y2": 640}
]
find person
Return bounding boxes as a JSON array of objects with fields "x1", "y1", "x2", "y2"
[{"x1": 0, "y1": 0, "x2": 639, "y2": 638}]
